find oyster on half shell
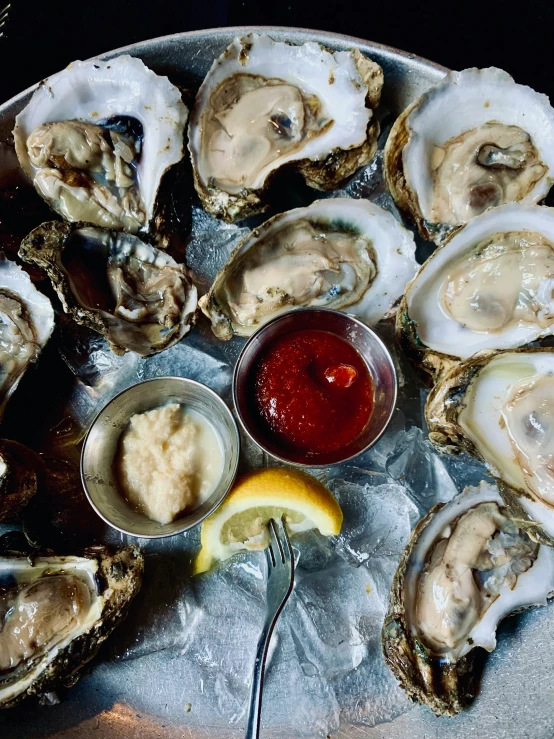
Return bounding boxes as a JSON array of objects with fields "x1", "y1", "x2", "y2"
[
  {"x1": 0, "y1": 545, "x2": 143, "y2": 708},
  {"x1": 19, "y1": 222, "x2": 197, "y2": 357},
  {"x1": 14, "y1": 56, "x2": 189, "y2": 245},
  {"x1": 0, "y1": 254, "x2": 54, "y2": 419},
  {"x1": 382, "y1": 481, "x2": 554, "y2": 716},
  {"x1": 397, "y1": 204, "x2": 554, "y2": 381},
  {"x1": 189, "y1": 34, "x2": 383, "y2": 222},
  {"x1": 426, "y1": 349, "x2": 554, "y2": 546},
  {"x1": 200, "y1": 198, "x2": 417, "y2": 340},
  {"x1": 385, "y1": 68, "x2": 554, "y2": 243}
]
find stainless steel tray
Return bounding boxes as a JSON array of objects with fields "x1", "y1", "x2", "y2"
[{"x1": 0, "y1": 26, "x2": 551, "y2": 739}]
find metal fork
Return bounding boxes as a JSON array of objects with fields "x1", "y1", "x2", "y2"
[{"x1": 245, "y1": 517, "x2": 295, "y2": 739}]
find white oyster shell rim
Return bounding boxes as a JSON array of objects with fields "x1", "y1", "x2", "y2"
[
  {"x1": 188, "y1": 33, "x2": 373, "y2": 192},
  {"x1": 0, "y1": 254, "x2": 55, "y2": 419},
  {"x1": 205, "y1": 197, "x2": 418, "y2": 333},
  {"x1": 458, "y1": 351, "x2": 554, "y2": 538},
  {"x1": 0, "y1": 556, "x2": 103, "y2": 705},
  {"x1": 405, "y1": 203, "x2": 554, "y2": 359},
  {"x1": 0, "y1": 254, "x2": 54, "y2": 347},
  {"x1": 13, "y1": 55, "x2": 189, "y2": 226},
  {"x1": 403, "y1": 67, "x2": 554, "y2": 223},
  {"x1": 403, "y1": 481, "x2": 554, "y2": 662}
]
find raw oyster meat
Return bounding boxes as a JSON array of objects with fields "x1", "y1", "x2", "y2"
[
  {"x1": 189, "y1": 33, "x2": 383, "y2": 221},
  {"x1": 397, "y1": 204, "x2": 554, "y2": 381},
  {"x1": 200, "y1": 198, "x2": 417, "y2": 339},
  {"x1": 382, "y1": 481, "x2": 554, "y2": 715},
  {"x1": 19, "y1": 222, "x2": 197, "y2": 357},
  {"x1": 0, "y1": 545, "x2": 143, "y2": 708},
  {"x1": 426, "y1": 348, "x2": 554, "y2": 545},
  {"x1": 0, "y1": 254, "x2": 54, "y2": 418},
  {"x1": 385, "y1": 68, "x2": 554, "y2": 242},
  {"x1": 13, "y1": 56, "x2": 188, "y2": 244}
]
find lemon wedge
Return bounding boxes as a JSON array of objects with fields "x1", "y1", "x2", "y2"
[{"x1": 193, "y1": 467, "x2": 343, "y2": 575}]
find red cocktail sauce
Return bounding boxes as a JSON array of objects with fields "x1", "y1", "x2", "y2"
[{"x1": 253, "y1": 329, "x2": 374, "y2": 455}]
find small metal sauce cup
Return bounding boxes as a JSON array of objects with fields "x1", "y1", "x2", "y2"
[
  {"x1": 233, "y1": 308, "x2": 397, "y2": 467},
  {"x1": 81, "y1": 377, "x2": 240, "y2": 538}
]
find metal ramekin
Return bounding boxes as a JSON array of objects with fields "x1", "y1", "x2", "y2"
[
  {"x1": 233, "y1": 308, "x2": 397, "y2": 467},
  {"x1": 81, "y1": 377, "x2": 240, "y2": 538}
]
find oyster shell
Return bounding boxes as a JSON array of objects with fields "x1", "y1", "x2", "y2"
[
  {"x1": 426, "y1": 348, "x2": 554, "y2": 545},
  {"x1": 397, "y1": 203, "x2": 554, "y2": 381},
  {"x1": 0, "y1": 254, "x2": 54, "y2": 419},
  {"x1": 0, "y1": 143, "x2": 54, "y2": 269},
  {"x1": 189, "y1": 34, "x2": 383, "y2": 222},
  {"x1": 200, "y1": 198, "x2": 417, "y2": 339},
  {"x1": 385, "y1": 68, "x2": 554, "y2": 242},
  {"x1": 382, "y1": 481, "x2": 554, "y2": 716},
  {"x1": 23, "y1": 457, "x2": 107, "y2": 550},
  {"x1": 0, "y1": 440, "x2": 42, "y2": 522},
  {"x1": 13, "y1": 56, "x2": 188, "y2": 245},
  {"x1": 0, "y1": 545, "x2": 143, "y2": 708},
  {"x1": 19, "y1": 222, "x2": 197, "y2": 357}
]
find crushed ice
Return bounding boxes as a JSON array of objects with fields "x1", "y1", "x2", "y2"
[
  {"x1": 57, "y1": 319, "x2": 491, "y2": 736},
  {"x1": 40, "y1": 135, "x2": 494, "y2": 737}
]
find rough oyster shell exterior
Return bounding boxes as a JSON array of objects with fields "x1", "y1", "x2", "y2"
[
  {"x1": 0, "y1": 545, "x2": 143, "y2": 708},
  {"x1": 189, "y1": 34, "x2": 383, "y2": 222},
  {"x1": 13, "y1": 56, "x2": 189, "y2": 246},
  {"x1": 385, "y1": 68, "x2": 554, "y2": 243},
  {"x1": 382, "y1": 500, "x2": 483, "y2": 716},
  {"x1": 19, "y1": 221, "x2": 197, "y2": 357},
  {"x1": 425, "y1": 348, "x2": 554, "y2": 546},
  {"x1": 200, "y1": 198, "x2": 417, "y2": 339},
  {"x1": 395, "y1": 292, "x2": 459, "y2": 386},
  {"x1": 396, "y1": 204, "x2": 554, "y2": 384},
  {"x1": 382, "y1": 481, "x2": 554, "y2": 715},
  {"x1": 0, "y1": 440, "x2": 42, "y2": 522}
]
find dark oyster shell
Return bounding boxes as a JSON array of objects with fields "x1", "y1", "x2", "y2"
[
  {"x1": 19, "y1": 221, "x2": 197, "y2": 357},
  {"x1": 382, "y1": 483, "x2": 553, "y2": 715},
  {"x1": 0, "y1": 439, "x2": 42, "y2": 522},
  {"x1": 382, "y1": 501, "x2": 484, "y2": 716},
  {"x1": 0, "y1": 545, "x2": 144, "y2": 708}
]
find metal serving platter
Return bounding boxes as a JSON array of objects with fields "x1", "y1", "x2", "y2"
[{"x1": 0, "y1": 26, "x2": 553, "y2": 739}]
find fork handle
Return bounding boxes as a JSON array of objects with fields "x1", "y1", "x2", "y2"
[{"x1": 244, "y1": 617, "x2": 275, "y2": 739}]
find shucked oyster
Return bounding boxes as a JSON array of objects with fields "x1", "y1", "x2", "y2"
[
  {"x1": 426, "y1": 349, "x2": 554, "y2": 546},
  {"x1": 0, "y1": 545, "x2": 143, "y2": 708},
  {"x1": 189, "y1": 34, "x2": 383, "y2": 221},
  {"x1": 14, "y1": 56, "x2": 188, "y2": 244},
  {"x1": 200, "y1": 198, "x2": 417, "y2": 339},
  {"x1": 397, "y1": 204, "x2": 554, "y2": 381},
  {"x1": 19, "y1": 222, "x2": 197, "y2": 357},
  {"x1": 382, "y1": 481, "x2": 554, "y2": 716},
  {"x1": 385, "y1": 68, "x2": 554, "y2": 242},
  {"x1": 0, "y1": 254, "x2": 54, "y2": 419}
]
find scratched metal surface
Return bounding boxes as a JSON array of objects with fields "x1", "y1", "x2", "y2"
[{"x1": 0, "y1": 26, "x2": 552, "y2": 739}]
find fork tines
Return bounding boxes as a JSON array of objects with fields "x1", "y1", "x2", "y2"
[{"x1": 267, "y1": 517, "x2": 293, "y2": 568}]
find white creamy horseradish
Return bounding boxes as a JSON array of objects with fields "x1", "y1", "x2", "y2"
[{"x1": 118, "y1": 403, "x2": 224, "y2": 524}]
